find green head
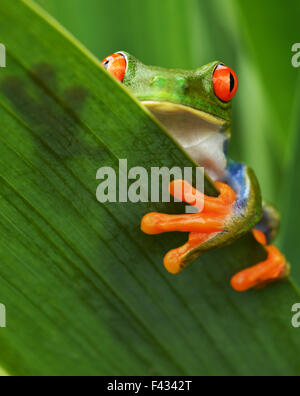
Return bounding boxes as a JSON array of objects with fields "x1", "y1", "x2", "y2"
[{"x1": 101, "y1": 52, "x2": 239, "y2": 180}]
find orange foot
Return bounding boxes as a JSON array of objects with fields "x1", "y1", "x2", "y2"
[
  {"x1": 141, "y1": 180, "x2": 290, "y2": 292},
  {"x1": 141, "y1": 180, "x2": 236, "y2": 274},
  {"x1": 231, "y1": 230, "x2": 290, "y2": 292}
]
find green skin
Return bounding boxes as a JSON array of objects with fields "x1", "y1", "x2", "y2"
[{"x1": 120, "y1": 52, "x2": 280, "y2": 267}]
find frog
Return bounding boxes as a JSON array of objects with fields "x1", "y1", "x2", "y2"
[{"x1": 101, "y1": 52, "x2": 290, "y2": 292}]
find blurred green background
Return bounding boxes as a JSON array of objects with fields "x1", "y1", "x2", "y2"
[{"x1": 36, "y1": 0, "x2": 300, "y2": 280}]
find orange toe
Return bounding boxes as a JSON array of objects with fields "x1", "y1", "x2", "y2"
[
  {"x1": 164, "y1": 247, "x2": 187, "y2": 274},
  {"x1": 141, "y1": 212, "x2": 164, "y2": 235},
  {"x1": 169, "y1": 180, "x2": 236, "y2": 214},
  {"x1": 141, "y1": 212, "x2": 225, "y2": 235},
  {"x1": 164, "y1": 233, "x2": 210, "y2": 274},
  {"x1": 231, "y1": 245, "x2": 289, "y2": 292}
]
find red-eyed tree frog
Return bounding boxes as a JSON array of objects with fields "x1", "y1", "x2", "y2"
[{"x1": 101, "y1": 52, "x2": 290, "y2": 292}]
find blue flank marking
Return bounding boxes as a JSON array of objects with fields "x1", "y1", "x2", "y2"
[
  {"x1": 224, "y1": 159, "x2": 271, "y2": 240},
  {"x1": 225, "y1": 159, "x2": 249, "y2": 215}
]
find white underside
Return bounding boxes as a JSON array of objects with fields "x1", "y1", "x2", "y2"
[{"x1": 143, "y1": 101, "x2": 228, "y2": 181}]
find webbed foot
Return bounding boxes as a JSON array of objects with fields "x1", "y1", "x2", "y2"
[{"x1": 141, "y1": 180, "x2": 236, "y2": 274}]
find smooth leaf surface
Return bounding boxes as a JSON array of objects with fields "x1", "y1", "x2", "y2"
[{"x1": 0, "y1": 0, "x2": 299, "y2": 376}]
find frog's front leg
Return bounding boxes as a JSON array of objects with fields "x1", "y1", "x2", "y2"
[
  {"x1": 141, "y1": 180, "x2": 237, "y2": 274},
  {"x1": 141, "y1": 162, "x2": 290, "y2": 291}
]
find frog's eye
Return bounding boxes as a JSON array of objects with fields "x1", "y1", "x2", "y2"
[
  {"x1": 213, "y1": 64, "x2": 238, "y2": 102},
  {"x1": 101, "y1": 53, "x2": 127, "y2": 82}
]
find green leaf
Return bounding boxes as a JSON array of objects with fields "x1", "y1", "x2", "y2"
[{"x1": 0, "y1": 0, "x2": 299, "y2": 376}]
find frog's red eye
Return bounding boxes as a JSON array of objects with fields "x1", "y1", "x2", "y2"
[
  {"x1": 101, "y1": 53, "x2": 127, "y2": 82},
  {"x1": 213, "y1": 64, "x2": 238, "y2": 102}
]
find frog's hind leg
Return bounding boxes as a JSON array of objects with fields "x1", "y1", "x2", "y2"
[
  {"x1": 254, "y1": 201, "x2": 280, "y2": 244},
  {"x1": 231, "y1": 204, "x2": 290, "y2": 292}
]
